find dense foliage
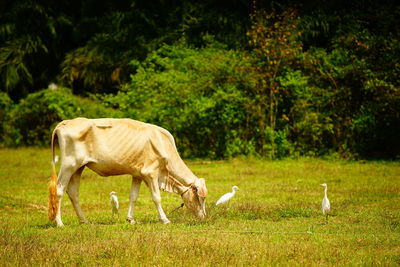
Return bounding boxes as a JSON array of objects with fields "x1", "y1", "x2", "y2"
[
  {"x1": 1, "y1": 88, "x2": 122, "y2": 146},
  {"x1": 1, "y1": 0, "x2": 399, "y2": 159},
  {"x1": 102, "y1": 42, "x2": 258, "y2": 158}
]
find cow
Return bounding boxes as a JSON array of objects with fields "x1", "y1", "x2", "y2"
[{"x1": 48, "y1": 118, "x2": 208, "y2": 226}]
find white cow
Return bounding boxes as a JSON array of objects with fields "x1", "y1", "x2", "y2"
[{"x1": 48, "y1": 118, "x2": 208, "y2": 226}]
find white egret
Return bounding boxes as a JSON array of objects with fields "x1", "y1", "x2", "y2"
[
  {"x1": 110, "y1": 191, "x2": 119, "y2": 217},
  {"x1": 320, "y1": 183, "x2": 330, "y2": 224},
  {"x1": 216, "y1": 186, "x2": 239, "y2": 206}
]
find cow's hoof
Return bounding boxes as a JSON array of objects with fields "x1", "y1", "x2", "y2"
[
  {"x1": 126, "y1": 218, "x2": 139, "y2": 224},
  {"x1": 161, "y1": 219, "x2": 171, "y2": 224}
]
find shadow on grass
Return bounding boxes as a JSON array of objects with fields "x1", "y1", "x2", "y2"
[
  {"x1": 33, "y1": 223, "x2": 54, "y2": 229},
  {"x1": 33, "y1": 219, "x2": 127, "y2": 228}
]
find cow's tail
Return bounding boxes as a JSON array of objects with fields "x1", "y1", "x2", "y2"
[{"x1": 48, "y1": 128, "x2": 58, "y2": 221}]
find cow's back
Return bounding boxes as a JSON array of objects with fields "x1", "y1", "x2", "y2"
[{"x1": 55, "y1": 118, "x2": 160, "y2": 176}]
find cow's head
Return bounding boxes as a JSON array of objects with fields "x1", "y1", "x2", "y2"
[{"x1": 181, "y1": 178, "x2": 208, "y2": 219}]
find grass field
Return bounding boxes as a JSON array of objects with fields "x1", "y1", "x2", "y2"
[{"x1": 0, "y1": 148, "x2": 399, "y2": 266}]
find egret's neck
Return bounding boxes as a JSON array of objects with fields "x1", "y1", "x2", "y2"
[{"x1": 324, "y1": 187, "x2": 328, "y2": 197}]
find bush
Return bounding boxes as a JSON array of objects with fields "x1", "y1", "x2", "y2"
[
  {"x1": 102, "y1": 43, "x2": 258, "y2": 158},
  {"x1": 280, "y1": 42, "x2": 400, "y2": 159},
  {"x1": 3, "y1": 88, "x2": 122, "y2": 146},
  {"x1": 0, "y1": 92, "x2": 14, "y2": 146}
]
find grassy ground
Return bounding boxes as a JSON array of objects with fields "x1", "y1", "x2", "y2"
[{"x1": 0, "y1": 148, "x2": 399, "y2": 266}]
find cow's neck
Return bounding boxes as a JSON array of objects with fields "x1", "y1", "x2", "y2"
[{"x1": 166, "y1": 156, "x2": 198, "y2": 194}]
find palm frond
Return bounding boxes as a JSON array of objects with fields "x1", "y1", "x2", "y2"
[{"x1": 0, "y1": 36, "x2": 48, "y2": 92}]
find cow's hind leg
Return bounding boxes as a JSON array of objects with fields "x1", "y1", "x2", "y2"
[
  {"x1": 55, "y1": 164, "x2": 80, "y2": 226},
  {"x1": 127, "y1": 177, "x2": 142, "y2": 224},
  {"x1": 147, "y1": 176, "x2": 170, "y2": 224},
  {"x1": 67, "y1": 166, "x2": 89, "y2": 224}
]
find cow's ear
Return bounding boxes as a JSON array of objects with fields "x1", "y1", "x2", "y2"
[{"x1": 196, "y1": 178, "x2": 208, "y2": 197}]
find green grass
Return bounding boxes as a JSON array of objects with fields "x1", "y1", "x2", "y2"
[{"x1": 0, "y1": 148, "x2": 399, "y2": 266}]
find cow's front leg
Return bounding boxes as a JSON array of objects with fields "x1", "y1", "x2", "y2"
[
  {"x1": 148, "y1": 177, "x2": 170, "y2": 224},
  {"x1": 127, "y1": 177, "x2": 142, "y2": 224}
]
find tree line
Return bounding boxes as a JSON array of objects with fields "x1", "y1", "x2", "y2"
[{"x1": 1, "y1": 0, "x2": 399, "y2": 159}]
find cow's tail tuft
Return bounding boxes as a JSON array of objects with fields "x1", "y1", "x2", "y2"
[{"x1": 48, "y1": 129, "x2": 58, "y2": 221}]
